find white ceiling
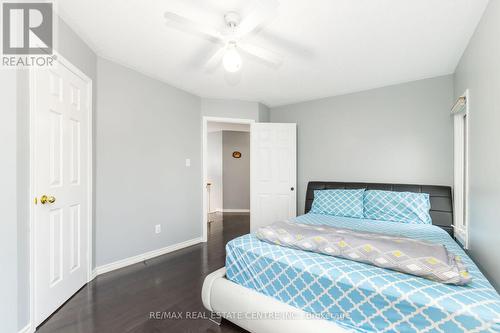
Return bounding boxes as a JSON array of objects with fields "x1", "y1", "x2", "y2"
[{"x1": 57, "y1": 0, "x2": 489, "y2": 107}]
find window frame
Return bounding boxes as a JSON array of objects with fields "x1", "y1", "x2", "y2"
[{"x1": 452, "y1": 90, "x2": 469, "y2": 248}]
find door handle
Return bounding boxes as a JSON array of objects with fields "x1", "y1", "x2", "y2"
[
  {"x1": 290, "y1": 187, "x2": 294, "y2": 191},
  {"x1": 40, "y1": 195, "x2": 56, "y2": 204}
]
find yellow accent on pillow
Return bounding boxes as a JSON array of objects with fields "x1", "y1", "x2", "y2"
[
  {"x1": 426, "y1": 257, "x2": 438, "y2": 265},
  {"x1": 393, "y1": 250, "x2": 403, "y2": 257}
]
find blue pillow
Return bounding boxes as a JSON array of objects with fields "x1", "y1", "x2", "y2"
[
  {"x1": 363, "y1": 190, "x2": 432, "y2": 224},
  {"x1": 310, "y1": 189, "x2": 365, "y2": 218}
]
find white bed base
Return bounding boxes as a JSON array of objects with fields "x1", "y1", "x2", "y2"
[{"x1": 202, "y1": 267, "x2": 349, "y2": 333}]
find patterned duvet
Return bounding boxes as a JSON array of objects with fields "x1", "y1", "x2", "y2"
[{"x1": 225, "y1": 214, "x2": 500, "y2": 332}]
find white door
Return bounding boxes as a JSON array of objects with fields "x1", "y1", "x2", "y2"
[
  {"x1": 33, "y1": 60, "x2": 90, "y2": 326},
  {"x1": 250, "y1": 123, "x2": 296, "y2": 232}
]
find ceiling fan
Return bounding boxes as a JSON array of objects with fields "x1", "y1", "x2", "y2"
[{"x1": 164, "y1": 0, "x2": 284, "y2": 73}]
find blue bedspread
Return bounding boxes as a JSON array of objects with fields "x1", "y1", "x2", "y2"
[{"x1": 225, "y1": 214, "x2": 500, "y2": 332}]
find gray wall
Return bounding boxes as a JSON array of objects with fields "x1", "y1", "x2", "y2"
[
  {"x1": 1, "y1": 70, "x2": 18, "y2": 333},
  {"x1": 201, "y1": 98, "x2": 269, "y2": 122},
  {"x1": 95, "y1": 58, "x2": 202, "y2": 266},
  {"x1": 16, "y1": 69, "x2": 29, "y2": 333},
  {"x1": 258, "y1": 103, "x2": 270, "y2": 122},
  {"x1": 223, "y1": 131, "x2": 251, "y2": 210},
  {"x1": 270, "y1": 75, "x2": 454, "y2": 214},
  {"x1": 207, "y1": 131, "x2": 223, "y2": 211},
  {"x1": 454, "y1": 0, "x2": 500, "y2": 290},
  {"x1": 15, "y1": 16, "x2": 98, "y2": 331}
]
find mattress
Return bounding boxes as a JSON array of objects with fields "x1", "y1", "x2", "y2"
[{"x1": 225, "y1": 214, "x2": 500, "y2": 333}]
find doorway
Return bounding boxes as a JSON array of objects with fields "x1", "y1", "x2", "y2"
[
  {"x1": 29, "y1": 54, "x2": 93, "y2": 328},
  {"x1": 202, "y1": 117, "x2": 254, "y2": 241},
  {"x1": 202, "y1": 117, "x2": 297, "y2": 241}
]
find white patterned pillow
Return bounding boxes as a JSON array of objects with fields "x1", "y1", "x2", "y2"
[
  {"x1": 364, "y1": 190, "x2": 432, "y2": 224},
  {"x1": 310, "y1": 189, "x2": 365, "y2": 218}
]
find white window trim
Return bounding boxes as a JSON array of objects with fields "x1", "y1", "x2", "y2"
[{"x1": 452, "y1": 90, "x2": 469, "y2": 249}]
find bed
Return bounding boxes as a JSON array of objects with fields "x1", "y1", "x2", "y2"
[{"x1": 202, "y1": 182, "x2": 500, "y2": 333}]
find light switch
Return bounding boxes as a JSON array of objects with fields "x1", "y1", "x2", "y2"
[{"x1": 185, "y1": 158, "x2": 191, "y2": 167}]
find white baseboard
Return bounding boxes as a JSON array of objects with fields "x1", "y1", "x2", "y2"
[
  {"x1": 221, "y1": 209, "x2": 250, "y2": 213},
  {"x1": 93, "y1": 237, "x2": 202, "y2": 277},
  {"x1": 18, "y1": 323, "x2": 32, "y2": 333}
]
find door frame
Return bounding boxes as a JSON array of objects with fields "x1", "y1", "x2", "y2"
[
  {"x1": 28, "y1": 52, "x2": 93, "y2": 331},
  {"x1": 201, "y1": 116, "x2": 255, "y2": 242}
]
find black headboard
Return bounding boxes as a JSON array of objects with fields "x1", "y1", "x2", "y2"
[{"x1": 305, "y1": 181, "x2": 453, "y2": 236}]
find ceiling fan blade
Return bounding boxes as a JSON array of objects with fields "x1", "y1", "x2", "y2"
[
  {"x1": 238, "y1": 42, "x2": 283, "y2": 67},
  {"x1": 236, "y1": 0, "x2": 279, "y2": 38},
  {"x1": 164, "y1": 12, "x2": 222, "y2": 43},
  {"x1": 204, "y1": 47, "x2": 226, "y2": 72}
]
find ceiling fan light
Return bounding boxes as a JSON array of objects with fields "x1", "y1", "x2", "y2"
[{"x1": 223, "y1": 47, "x2": 242, "y2": 73}]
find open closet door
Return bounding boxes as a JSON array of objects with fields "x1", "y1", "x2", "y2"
[{"x1": 250, "y1": 123, "x2": 296, "y2": 232}]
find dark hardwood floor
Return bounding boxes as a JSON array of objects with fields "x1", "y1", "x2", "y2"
[{"x1": 37, "y1": 213, "x2": 250, "y2": 333}]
